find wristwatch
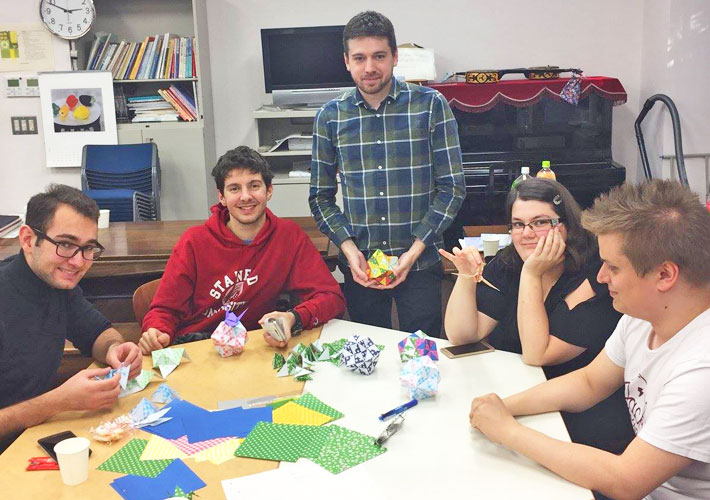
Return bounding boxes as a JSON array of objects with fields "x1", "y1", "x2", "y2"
[{"x1": 288, "y1": 308, "x2": 304, "y2": 336}]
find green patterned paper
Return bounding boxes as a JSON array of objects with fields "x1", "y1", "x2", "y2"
[
  {"x1": 234, "y1": 422, "x2": 317, "y2": 462},
  {"x1": 272, "y1": 353, "x2": 285, "y2": 370},
  {"x1": 294, "y1": 393, "x2": 344, "y2": 421},
  {"x1": 97, "y1": 438, "x2": 173, "y2": 477},
  {"x1": 313, "y1": 426, "x2": 386, "y2": 474}
]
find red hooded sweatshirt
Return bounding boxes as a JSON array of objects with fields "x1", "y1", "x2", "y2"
[{"x1": 142, "y1": 204, "x2": 345, "y2": 341}]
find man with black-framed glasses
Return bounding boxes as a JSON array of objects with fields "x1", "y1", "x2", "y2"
[{"x1": 0, "y1": 184, "x2": 141, "y2": 453}]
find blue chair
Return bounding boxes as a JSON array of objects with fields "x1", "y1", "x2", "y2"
[{"x1": 81, "y1": 143, "x2": 161, "y2": 222}]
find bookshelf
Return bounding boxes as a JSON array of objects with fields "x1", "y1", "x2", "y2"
[
  {"x1": 76, "y1": 0, "x2": 216, "y2": 221},
  {"x1": 253, "y1": 106, "x2": 342, "y2": 217}
]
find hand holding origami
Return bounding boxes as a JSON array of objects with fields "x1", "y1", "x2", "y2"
[{"x1": 366, "y1": 249, "x2": 398, "y2": 286}]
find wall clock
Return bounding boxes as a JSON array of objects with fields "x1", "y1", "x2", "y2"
[{"x1": 39, "y1": 0, "x2": 96, "y2": 40}]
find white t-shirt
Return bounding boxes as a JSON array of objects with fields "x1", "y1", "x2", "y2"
[{"x1": 605, "y1": 308, "x2": 710, "y2": 500}]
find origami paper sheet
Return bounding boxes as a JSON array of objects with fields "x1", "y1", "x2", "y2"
[
  {"x1": 272, "y1": 401, "x2": 333, "y2": 426},
  {"x1": 152, "y1": 347, "x2": 191, "y2": 378},
  {"x1": 192, "y1": 438, "x2": 242, "y2": 465},
  {"x1": 142, "y1": 399, "x2": 210, "y2": 440},
  {"x1": 140, "y1": 434, "x2": 188, "y2": 461},
  {"x1": 397, "y1": 330, "x2": 439, "y2": 363},
  {"x1": 340, "y1": 335, "x2": 381, "y2": 375},
  {"x1": 234, "y1": 422, "x2": 316, "y2": 462},
  {"x1": 150, "y1": 383, "x2": 178, "y2": 405},
  {"x1": 312, "y1": 425, "x2": 386, "y2": 474},
  {"x1": 110, "y1": 459, "x2": 205, "y2": 500},
  {"x1": 366, "y1": 249, "x2": 398, "y2": 286},
  {"x1": 211, "y1": 310, "x2": 248, "y2": 357},
  {"x1": 182, "y1": 405, "x2": 273, "y2": 443},
  {"x1": 168, "y1": 435, "x2": 233, "y2": 456},
  {"x1": 400, "y1": 356, "x2": 441, "y2": 400},
  {"x1": 293, "y1": 393, "x2": 344, "y2": 421},
  {"x1": 120, "y1": 370, "x2": 155, "y2": 398},
  {"x1": 97, "y1": 438, "x2": 173, "y2": 478}
]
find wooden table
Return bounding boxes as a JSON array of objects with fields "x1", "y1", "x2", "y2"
[
  {"x1": 0, "y1": 327, "x2": 323, "y2": 498},
  {"x1": 0, "y1": 218, "x2": 336, "y2": 279},
  {"x1": 0, "y1": 320, "x2": 590, "y2": 499}
]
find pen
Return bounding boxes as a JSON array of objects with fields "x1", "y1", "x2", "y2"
[{"x1": 378, "y1": 398, "x2": 418, "y2": 421}]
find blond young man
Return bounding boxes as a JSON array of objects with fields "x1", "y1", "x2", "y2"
[{"x1": 469, "y1": 180, "x2": 710, "y2": 500}]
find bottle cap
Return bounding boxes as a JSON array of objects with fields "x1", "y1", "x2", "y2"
[
  {"x1": 542, "y1": 160, "x2": 550, "y2": 168},
  {"x1": 521, "y1": 166, "x2": 530, "y2": 174}
]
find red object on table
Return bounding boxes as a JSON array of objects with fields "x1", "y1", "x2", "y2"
[
  {"x1": 428, "y1": 76, "x2": 627, "y2": 113},
  {"x1": 26, "y1": 456, "x2": 59, "y2": 471}
]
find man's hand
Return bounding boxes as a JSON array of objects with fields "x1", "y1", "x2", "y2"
[
  {"x1": 522, "y1": 227, "x2": 565, "y2": 278},
  {"x1": 469, "y1": 393, "x2": 520, "y2": 445},
  {"x1": 259, "y1": 311, "x2": 297, "y2": 348},
  {"x1": 376, "y1": 239, "x2": 426, "y2": 289},
  {"x1": 138, "y1": 328, "x2": 171, "y2": 355},
  {"x1": 54, "y1": 367, "x2": 121, "y2": 412},
  {"x1": 341, "y1": 239, "x2": 378, "y2": 287},
  {"x1": 105, "y1": 342, "x2": 142, "y2": 379}
]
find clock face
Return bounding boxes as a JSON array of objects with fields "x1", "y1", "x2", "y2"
[{"x1": 39, "y1": 0, "x2": 96, "y2": 40}]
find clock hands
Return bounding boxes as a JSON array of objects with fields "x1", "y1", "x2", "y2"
[{"x1": 48, "y1": 1, "x2": 70, "y2": 13}]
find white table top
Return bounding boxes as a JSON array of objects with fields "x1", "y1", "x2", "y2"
[{"x1": 287, "y1": 319, "x2": 591, "y2": 499}]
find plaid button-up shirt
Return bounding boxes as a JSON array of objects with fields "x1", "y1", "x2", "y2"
[{"x1": 309, "y1": 78, "x2": 465, "y2": 271}]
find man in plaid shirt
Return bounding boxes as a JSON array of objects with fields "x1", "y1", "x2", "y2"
[{"x1": 309, "y1": 11, "x2": 465, "y2": 337}]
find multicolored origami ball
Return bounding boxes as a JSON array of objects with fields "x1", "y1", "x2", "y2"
[
  {"x1": 211, "y1": 310, "x2": 247, "y2": 357},
  {"x1": 397, "y1": 330, "x2": 439, "y2": 363},
  {"x1": 366, "y1": 249, "x2": 398, "y2": 286}
]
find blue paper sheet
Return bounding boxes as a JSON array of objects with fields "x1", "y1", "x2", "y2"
[
  {"x1": 140, "y1": 399, "x2": 210, "y2": 440},
  {"x1": 182, "y1": 405, "x2": 273, "y2": 443},
  {"x1": 110, "y1": 459, "x2": 205, "y2": 500}
]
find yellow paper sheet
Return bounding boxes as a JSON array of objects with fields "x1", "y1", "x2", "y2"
[
  {"x1": 140, "y1": 434, "x2": 188, "y2": 460},
  {"x1": 272, "y1": 401, "x2": 333, "y2": 426},
  {"x1": 192, "y1": 438, "x2": 243, "y2": 465}
]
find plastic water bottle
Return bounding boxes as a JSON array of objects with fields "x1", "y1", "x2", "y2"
[
  {"x1": 536, "y1": 160, "x2": 556, "y2": 180},
  {"x1": 512, "y1": 166, "x2": 530, "y2": 189}
]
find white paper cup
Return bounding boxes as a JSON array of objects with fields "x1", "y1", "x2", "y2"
[
  {"x1": 98, "y1": 209, "x2": 110, "y2": 229},
  {"x1": 481, "y1": 235, "x2": 500, "y2": 258},
  {"x1": 54, "y1": 437, "x2": 90, "y2": 486}
]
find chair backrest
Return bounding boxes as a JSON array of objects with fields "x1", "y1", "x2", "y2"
[
  {"x1": 132, "y1": 278, "x2": 162, "y2": 325},
  {"x1": 81, "y1": 142, "x2": 161, "y2": 220}
]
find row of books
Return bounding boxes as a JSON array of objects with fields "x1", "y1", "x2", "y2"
[
  {"x1": 86, "y1": 32, "x2": 196, "y2": 80},
  {"x1": 127, "y1": 85, "x2": 198, "y2": 123}
]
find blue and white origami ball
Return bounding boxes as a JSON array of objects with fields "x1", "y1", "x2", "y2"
[
  {"x1": 340, "y1": 334, "x2": 381, "y2": 375},
  {"x1": 400, "y1": 356, "x2": 441, "y2": 399}
]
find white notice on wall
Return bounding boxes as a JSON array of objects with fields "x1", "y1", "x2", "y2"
[
  {"x1": 393, "y1": 45, "x2": 437, "y2": 82},
  {"x1": 0, "y1": 23, "x2": 55, "y2": 73}
]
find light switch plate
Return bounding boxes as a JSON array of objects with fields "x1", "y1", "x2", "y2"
[{"x1": 11, "y1": 116, "x2": 38, "y2": 135}]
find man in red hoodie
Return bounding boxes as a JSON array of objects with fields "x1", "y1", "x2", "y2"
[{"x1": 138, "y1": 146, "x2": 345, "y2": 354}]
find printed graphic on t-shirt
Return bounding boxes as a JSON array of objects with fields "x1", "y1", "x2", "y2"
[
  {"x1": 203, "y1": 268, "x2": 258, "y2": 318},
  {"x1": 625, "y1": 373, "x2": 648, "y2": 433}
]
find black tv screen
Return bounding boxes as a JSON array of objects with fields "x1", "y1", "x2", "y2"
[{"x1": 261, "y1": 26, "x2": 354, "y2": 93}]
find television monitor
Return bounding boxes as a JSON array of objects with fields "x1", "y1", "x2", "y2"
[{"x1": 261, "y1": 25, "x2": 354, "y2": 107}]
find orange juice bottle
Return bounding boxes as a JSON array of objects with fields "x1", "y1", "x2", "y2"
[{"x1": 536, "y1": 160, "x2": 556, "y2": 180}]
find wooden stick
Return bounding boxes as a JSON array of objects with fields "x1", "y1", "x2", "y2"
[{"x1": 451, "y1": 273, "x2": 501, "y2": 292}]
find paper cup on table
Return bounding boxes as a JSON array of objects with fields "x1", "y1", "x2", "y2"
[
  {"x1": 54, "y1": 437, "x2": 90, "y2": 485},
  {"x1": 98, "y1": 209, "x2": 110, "y2": 229},
  {"x1": 481, "y1": 235, "x2": 500, "y2": 258}
]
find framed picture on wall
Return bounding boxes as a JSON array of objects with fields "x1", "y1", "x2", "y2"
[{"x1": 38, "y1": 70, "x2": 117, "y2": 168}]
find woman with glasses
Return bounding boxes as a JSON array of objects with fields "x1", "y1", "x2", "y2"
[{"x1": 441, "y1": 177, "x2": 634, "y2": 459}]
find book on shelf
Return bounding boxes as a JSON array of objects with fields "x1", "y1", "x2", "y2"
[{"x1": 157, "y1": 88, "x2": 193, "y2": 121}]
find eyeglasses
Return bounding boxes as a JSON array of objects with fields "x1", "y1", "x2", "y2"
[
  {"x1": 507, "y1": 218, "x2": 563, "y2": 234},
  {"x1": 31, "y1": 228, "x2": 105, "y2": 261}
]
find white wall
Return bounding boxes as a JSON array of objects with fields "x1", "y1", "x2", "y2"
[
  {"x1": 0, "y1": 3, "x2": 74, "y2": 214},
  {"x1": 206, "y1": 0, "x2": 645, "y2": 183},
  {"x1": 641, "y1": 0, "x2": 710, "y2": 197},
  {"x1": 5, "y1": 0, "x2": 710, "y2": 213}
]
